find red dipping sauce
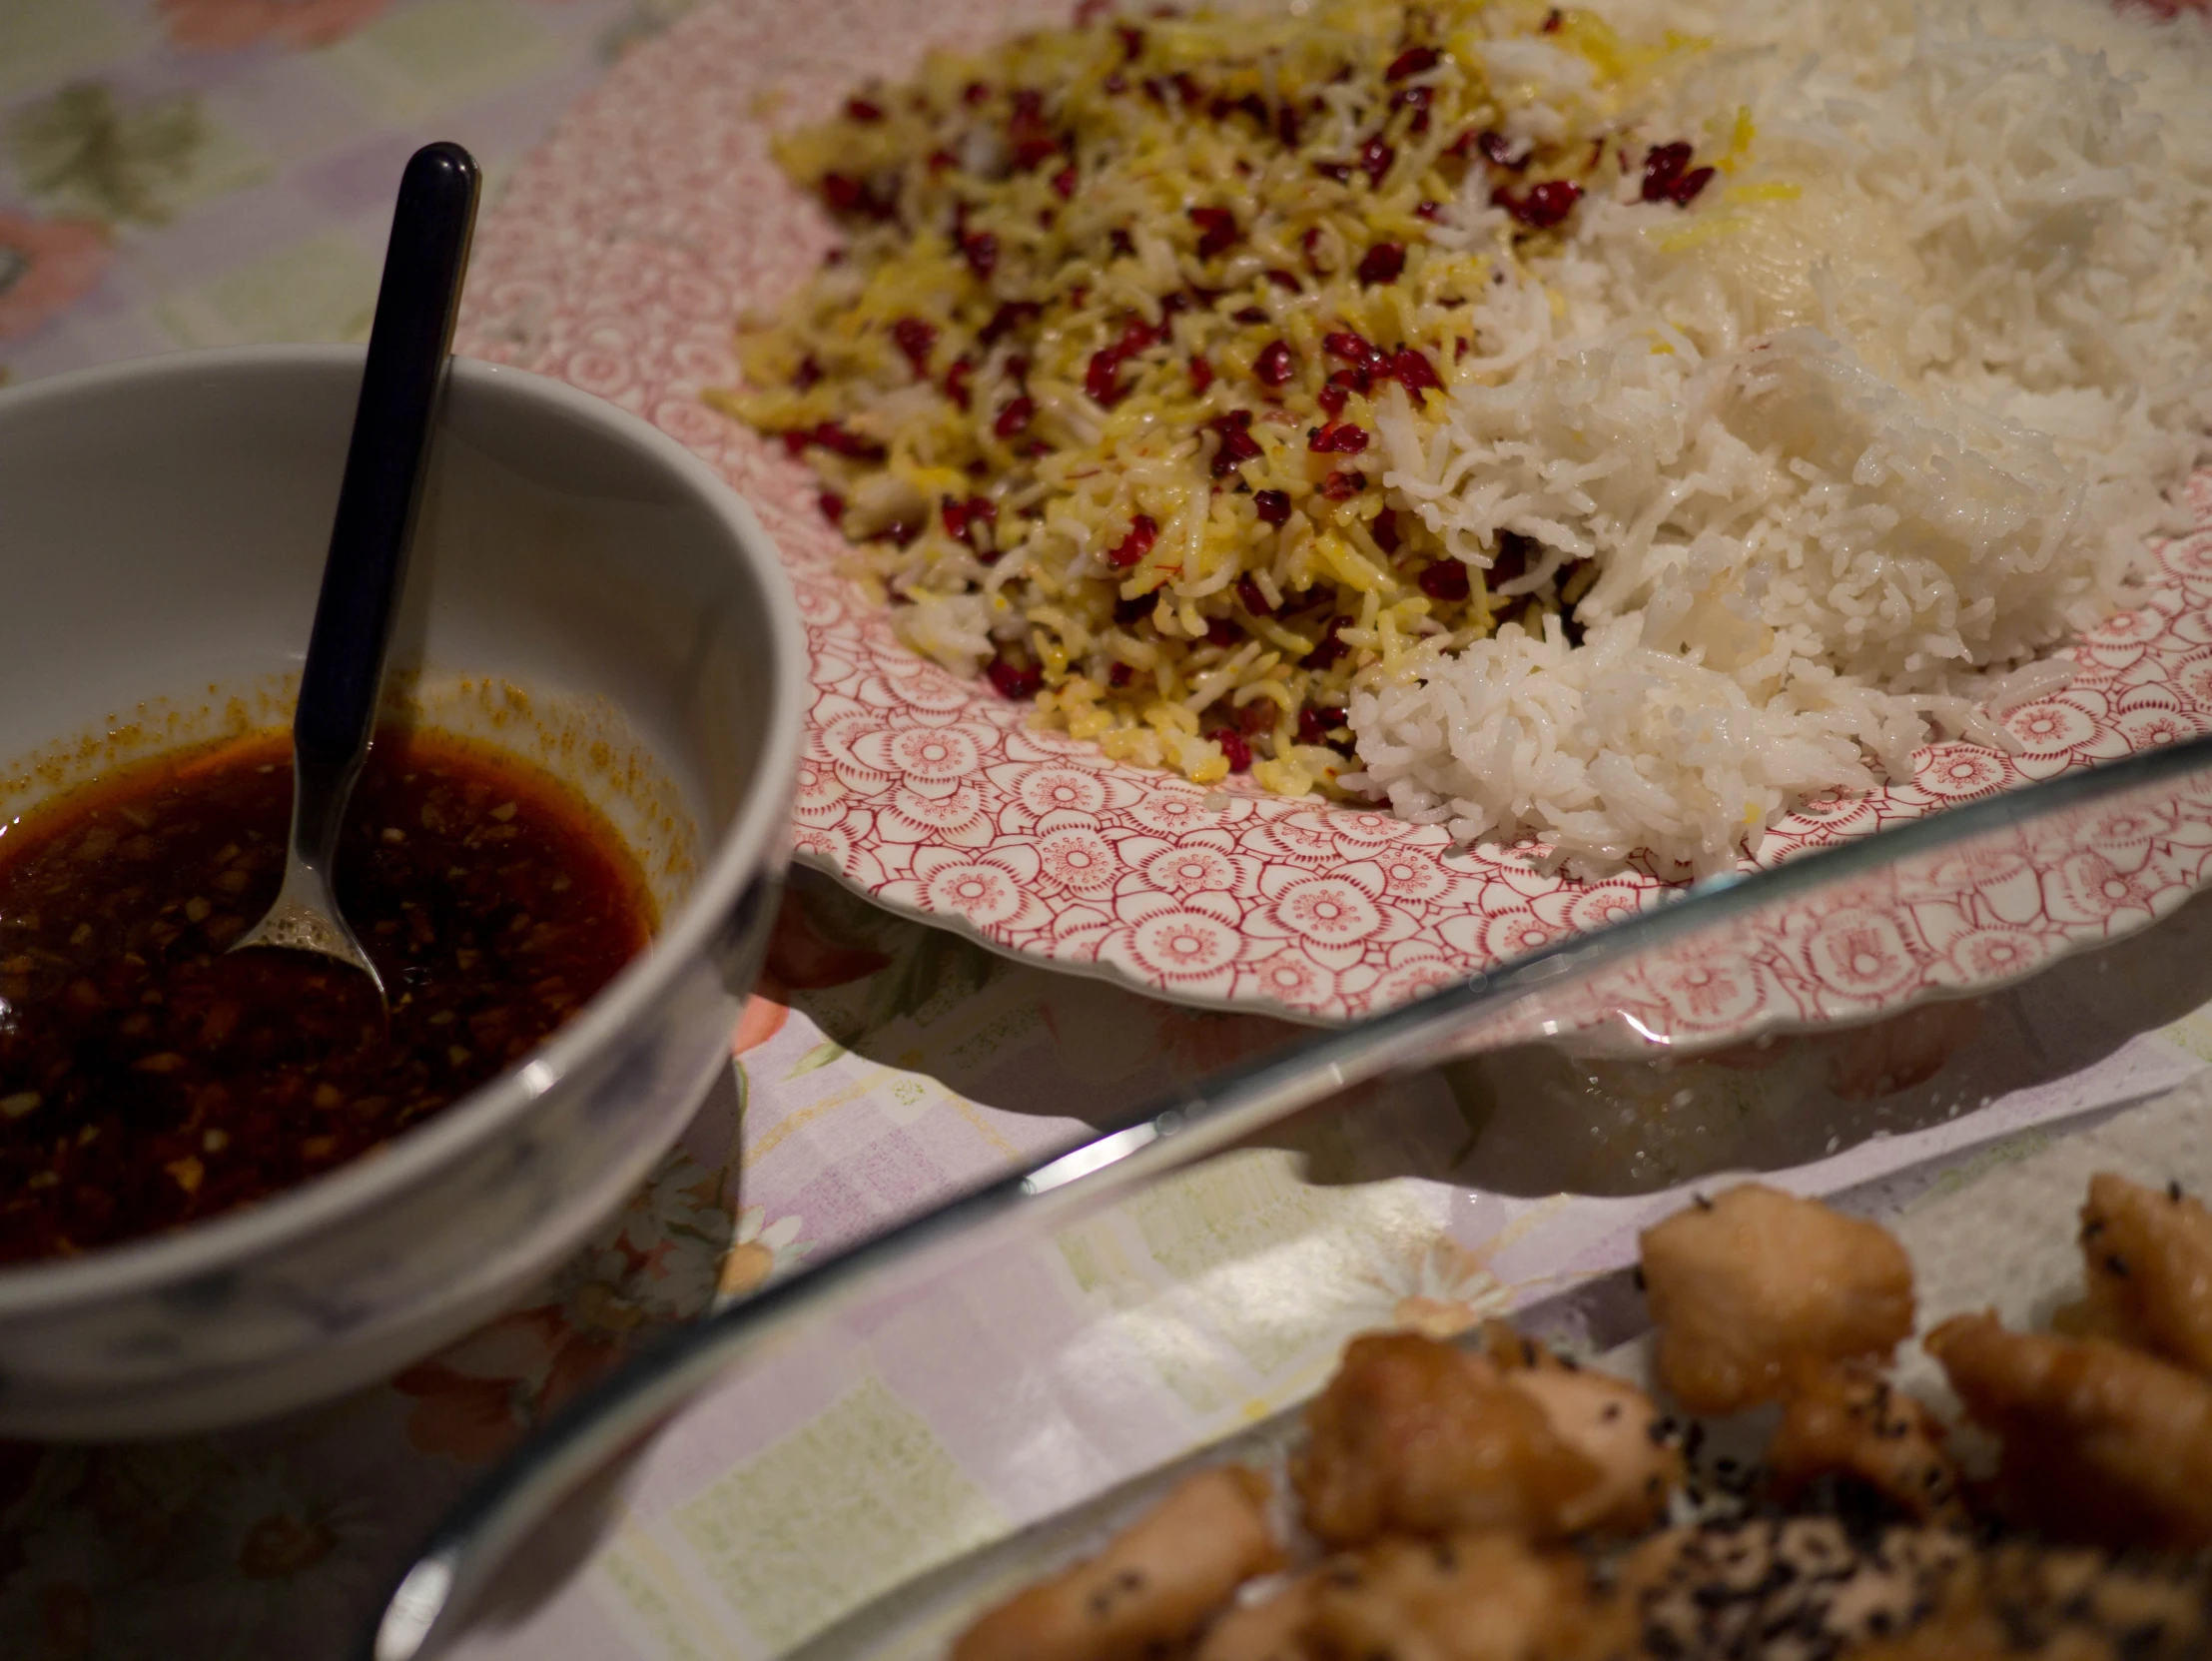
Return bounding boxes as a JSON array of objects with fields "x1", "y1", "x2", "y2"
[{"x1": 0, "y1": 730, "x2": 654, "y2": 1266}]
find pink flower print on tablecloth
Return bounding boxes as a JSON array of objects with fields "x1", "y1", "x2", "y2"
[
  {"x1": 0, "y1": 214, "x2": 108, "y2": 341},
  {"x1": 157, "y1": 0, "x2": 391, "y2": 51},
  {"x1": 393, "y1": 1154, "x2": 732, "y2": 1463},
  {"x1": 730, "y1": 995, "x2": 788, "y2": 1057},
  {"x1": 390, "y1": 1305, "x2": 620, "y2": 1465}
]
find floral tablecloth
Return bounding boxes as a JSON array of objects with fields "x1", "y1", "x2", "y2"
[{"x1": 9, "y1": 6, "x2": 2212, "y2": 1659}]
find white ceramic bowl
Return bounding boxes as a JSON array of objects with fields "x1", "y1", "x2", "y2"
[{"x1": 0, "y1": 346, "x2": 805, "y2": 1438}]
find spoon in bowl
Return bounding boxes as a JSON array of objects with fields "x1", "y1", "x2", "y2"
[{"x1": 232, "y1": 141, "x2": 480, "y2": 1007}]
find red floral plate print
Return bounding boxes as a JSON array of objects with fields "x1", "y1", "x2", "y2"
[{"x1": 454, "y1": 0, "x2": 2212, "y2": 1039}]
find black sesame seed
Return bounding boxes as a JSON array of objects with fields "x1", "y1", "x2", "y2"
[{"x1": 2108, "y1": 1252, "x2": 2131, "y2": 1276}]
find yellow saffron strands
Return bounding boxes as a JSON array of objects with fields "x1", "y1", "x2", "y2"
[{"x1": 714, "y1": 0, "x2": 1736, "y2": 792}]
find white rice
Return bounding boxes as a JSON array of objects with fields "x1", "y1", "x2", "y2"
[{"x1": 1345, "y1": 0, "x2": 2212, "y2": 877}]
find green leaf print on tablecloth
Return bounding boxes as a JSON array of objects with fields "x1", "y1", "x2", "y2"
[
  {"x1": 785, "y1": 1039, "x2": 848, "y2": 1080},
  {"x1": 9, "y1": 83, "x2": 212, "y2": 225}
]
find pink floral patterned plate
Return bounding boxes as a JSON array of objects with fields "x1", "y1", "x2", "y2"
[{"x1": 455, "y1": 0, "x2": 2212, "y2": 1039}]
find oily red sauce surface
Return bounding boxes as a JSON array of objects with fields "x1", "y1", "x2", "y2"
[{"x1": 0, "y1": 730, "x2": 653, "y2": 1266}]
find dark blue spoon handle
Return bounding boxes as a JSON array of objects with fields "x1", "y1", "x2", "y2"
[{"x1": 294, "y1": 141, "x2": 480, "y2": 787}]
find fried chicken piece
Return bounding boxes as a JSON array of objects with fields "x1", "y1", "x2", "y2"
[
  {"x1": 1304, "y1": 1532, "x2": 1597, "y2": 1661},
  {"x1": 2074, "y1": 1173, "x2": 2212, "y2": 1377},
  {"x1": 1926, "y1": 1310, "x2": 2212, "y2": 1551},
  {"x1": 1473, "y1": 1321, "x2": 1682, "y2": 1533},
  {"x1": 1504, "y1": 1363, "x2": 1683, "y2": 1537},
  {"x1": 1612, "y1": 1517, "x2": 1968, "y2": 1660},
  {"x1": 1766, "y1": 1360, "x2": 1964, "y2": 1522},
  {"x1": 1847, "y1": 1541, "x2": 2212, "y2": 1661},
  {"x1": 1293, "y1": 1332, "x2": 1603, "y2": 1548},
  {"x1": 1193, "y1": 1577, "x2": 1316, "y2": 1661},
  {"x1": 1475, "y1": 1319, "x2": 1571, "y2": 1374},
  {"x1": 952, "y1": 1467, "x2": 1283, "y2": 1661},
  {"x1": 1638, "y1": 1185, "x2": 1914, "y2": 1414}
]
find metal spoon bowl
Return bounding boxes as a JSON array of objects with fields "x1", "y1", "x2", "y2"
[{"x1": 232, "y1": 142, "x2": 480, "y2": 1006}]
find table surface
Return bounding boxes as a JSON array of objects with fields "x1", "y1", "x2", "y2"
[{"x1": 7, "y1": 4, "x2": 2212, "y2": 1657}]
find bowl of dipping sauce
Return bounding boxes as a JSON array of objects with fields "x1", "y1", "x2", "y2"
[{"x1": 0, "y1": 346, "x2": 804, "y2": 1437}]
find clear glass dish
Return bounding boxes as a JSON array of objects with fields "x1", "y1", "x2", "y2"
[{"x1": 368, "y1": 732, "x2": 2212, "y2": 1661}]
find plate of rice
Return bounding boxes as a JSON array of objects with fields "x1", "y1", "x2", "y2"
[{"x1": 456, "y1": 0, "x2": 2212, "y2": 1033}]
